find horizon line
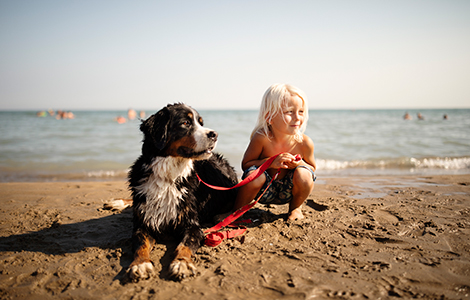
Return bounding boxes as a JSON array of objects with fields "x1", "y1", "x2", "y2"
[{"x1": 1, "y1": 107, "x2": 469, "y2": 112}]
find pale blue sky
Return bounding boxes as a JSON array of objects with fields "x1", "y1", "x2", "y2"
[{"x1": 1, "y1": 0, "x2": 469, "y2": 110}]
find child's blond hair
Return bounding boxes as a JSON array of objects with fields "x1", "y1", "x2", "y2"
[{"x1": 251, "y1": 83, "x2": 309, "y2": 143}]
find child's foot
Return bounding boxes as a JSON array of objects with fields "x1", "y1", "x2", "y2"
[{"x1": 287, "y1": 207, "x2": 304, "y2": 221}]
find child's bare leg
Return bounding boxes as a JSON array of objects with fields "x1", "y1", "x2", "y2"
[
  {"x1": 288, "y1": 168, "x2": 314, "y2": 221},
  {"x1": 234, "y1": 173, "x2": 266, "y2": 210},
  {"x1": 214, "y1": 172, "x2": 267, "y2": 223}
]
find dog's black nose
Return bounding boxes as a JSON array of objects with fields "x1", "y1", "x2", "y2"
[{"x1": 208, "y1": 131, "x2": 218, "y2": 141}]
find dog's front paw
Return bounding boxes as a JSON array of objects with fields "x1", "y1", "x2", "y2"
[
  {"x1": 169, "y1": 258, "x2": 197, "y2": 280},
  {"x1": 126, "y1": 261, "x2": 155, "y2": 282}
]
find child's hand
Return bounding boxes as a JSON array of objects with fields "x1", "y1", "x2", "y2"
[
  {"x1": 274, "y1": 153, "x2": 302, "y2": 169},
  {"x1": 287, "y1": 154, "x2": 302, "y2": 168}
]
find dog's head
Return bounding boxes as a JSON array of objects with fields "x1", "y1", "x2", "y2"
[{"x1": 140, "y1": 103, "x2": 218, "y2": 160}]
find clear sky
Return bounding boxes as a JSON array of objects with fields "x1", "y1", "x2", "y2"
[{"x1": 1, "y1": 0, "x2": 469, "y2": 111}]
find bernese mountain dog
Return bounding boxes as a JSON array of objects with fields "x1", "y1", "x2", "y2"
[{"x1": 109, "y1": 103, "x2": 238, "y2": 281}]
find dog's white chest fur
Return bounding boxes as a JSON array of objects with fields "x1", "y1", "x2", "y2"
[{"x1": 135, "y1": 157, "x2": 193, "y2": 232}]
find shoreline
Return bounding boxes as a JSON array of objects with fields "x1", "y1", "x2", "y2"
[
  {"x1": 1, "y1": 174, "x2": 469, "y2": 299},
  {"x1": 1, "y1": 166, "x2": 469, "y2": 183}
]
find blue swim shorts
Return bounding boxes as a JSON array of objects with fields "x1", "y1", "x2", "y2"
[{"x1": 242, "y1": 165, "x2": 316, "y2": 205}]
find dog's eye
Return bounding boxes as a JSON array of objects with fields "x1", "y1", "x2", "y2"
[{"x1": 182, "y1": 121, "x2": 191, "y2": 127}]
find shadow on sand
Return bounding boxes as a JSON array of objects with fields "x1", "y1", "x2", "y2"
[
  {"x1": 0, "y1": 199, "x2": 327, "y2": 282},
  {"x1": 0, "y1": 208, "x2": 170, "y2": 282}
]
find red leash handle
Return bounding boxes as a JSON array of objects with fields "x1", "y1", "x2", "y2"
[{"x1": 204, "y1": 220, "x2": 252, "y2": 247}]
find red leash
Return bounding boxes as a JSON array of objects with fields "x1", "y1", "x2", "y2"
[
  {"x1": 198, "y1": 153, "x2": 301, "y2": 246},
  {"x1": 196, "y1": 154, "x2": 281, "y2": 191}
]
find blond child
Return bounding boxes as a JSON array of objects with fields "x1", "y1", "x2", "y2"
[{"x1": 234, "y1": 83, "x2": 316, "y2": 221}]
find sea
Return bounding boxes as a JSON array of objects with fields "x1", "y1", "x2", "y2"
[{"x1": 0, "y1": 108, "x2": 469, "y2": 182}]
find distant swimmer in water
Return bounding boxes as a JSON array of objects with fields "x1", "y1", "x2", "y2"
[
  {"x1": 443, "y1": 114, "x2": 448, "y2": 120},
  {"x1": 55, "y1": 111, "x2": 75, "y2": 119},
  {"x1": 417, "y1": 113, "x2": 424, "y2": 120},
  {"x1": 128, "y1": 109, "x2": 137, "y2": 120},
  {"x1": 115, "y1": 116, "x2": 127, "y2": 124},
  {"x1": 403, "y1": 112, "x2": 412, "y2": 120}
]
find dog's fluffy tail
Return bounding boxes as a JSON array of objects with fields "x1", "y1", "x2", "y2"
[{"x1": 103, "y1": 199, "x2": 133, "y2": 211}]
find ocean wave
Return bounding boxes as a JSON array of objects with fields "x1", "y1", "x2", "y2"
[
  {"x1": 317, "y1": 157, "x2": 470, "y2": 170},
  {"x1": 86, "y1": 169, "x2": 129, "y2": 178}
]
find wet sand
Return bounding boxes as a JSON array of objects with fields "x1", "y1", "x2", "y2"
[{"x1": 1, "y1": 175, "x2": 469, "y2": 299}]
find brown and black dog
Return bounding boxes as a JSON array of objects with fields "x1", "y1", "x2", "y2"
[{"x1": 107, "y1": 103, "x2": 238, "y2": 281}]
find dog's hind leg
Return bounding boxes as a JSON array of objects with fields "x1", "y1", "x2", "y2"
[
  {"x1": 169, "y1": 226, "x2": 204, "y2": 280},
  {"x1": 126, "y1": 228, "x2": 156, "y2": 282}
]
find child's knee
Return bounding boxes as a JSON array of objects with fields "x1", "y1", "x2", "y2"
[
  {"x1": 245, "y1": 171, "x2": 266, "y2": 190},
  {"x1": 293, "y1": 168, "x2": 314, "y2": 189}
]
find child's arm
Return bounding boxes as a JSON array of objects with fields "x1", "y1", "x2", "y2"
[
  {"x1": 241, "y1": 133, "x2": 269, "y2": 171},
  {"x1": 300, "y1": 135, "x2": 316, "y2": 171}
]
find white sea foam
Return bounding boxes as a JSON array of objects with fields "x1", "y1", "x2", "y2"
[
  {"x1": 410, "y1": 157, "x2": 470, "y2": 169},
  {"x1": 317, "y1": 157, "x2": 470, "y2": 170},
  {"x1": 86, "y1": 169, "x2": 129, "y2": 178}
]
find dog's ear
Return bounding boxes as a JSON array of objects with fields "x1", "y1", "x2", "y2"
[{"x1": 140, "y1": 107, "x2": 170, "y2": 150}]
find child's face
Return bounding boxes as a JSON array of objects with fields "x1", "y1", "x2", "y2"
[{"x1": 269, "y1": 95, "x2": 304, "y2": 137}]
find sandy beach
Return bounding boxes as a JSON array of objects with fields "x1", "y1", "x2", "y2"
[{"x1": 1, "y1": 175, "x2": 469, "y2": 299}]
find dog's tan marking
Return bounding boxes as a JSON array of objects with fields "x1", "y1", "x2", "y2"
[
  {"x1": 127, "y1": 235, "x2": 155, "y2": 281},
  {"x1": 166, "y1": 135, "x2": 196, "y2": 157},
  {"x1": 169, "y1": 244, "x2": 197, "y2": 280}
]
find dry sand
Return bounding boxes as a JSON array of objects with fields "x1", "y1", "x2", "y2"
[{"x1": 0, "y1": 175, "x2": 469, "y2": 299}]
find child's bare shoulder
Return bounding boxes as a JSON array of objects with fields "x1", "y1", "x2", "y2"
[
  {"x1": 301, "y1": 134, "x2": 315, "y2": 148},
  {"x1": 302, "y1": 134, "x2": 314, "y2": 144},
  {"x1": 252, "y1": 131, "x2": 270, "y2": 144}
]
